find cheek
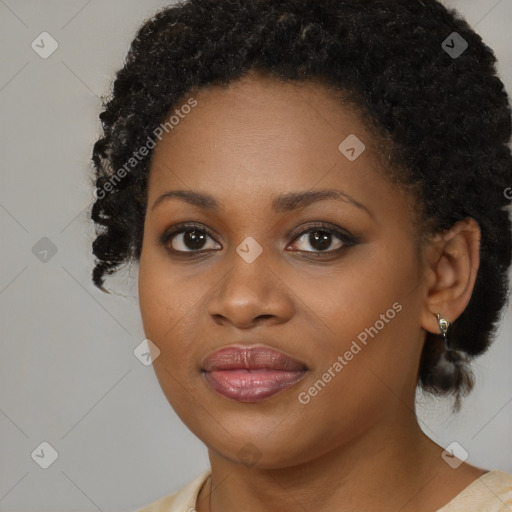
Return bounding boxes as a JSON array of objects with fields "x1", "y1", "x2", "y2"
[
  {"x1": 291, "y1": 247, "x2": 413, "y2": 341},
  {"x1": 138, "y1": 251, "x2": 191, "y2": 359},
  {"x1": 137, "y1": 256, "x2": 203, "y2": 413},
  {"x1": 292, "y1": 243, "x2": 421, "y2": 392},
  {"x1": 138, "y1": 258, "x2": 168, "y2": 342}
]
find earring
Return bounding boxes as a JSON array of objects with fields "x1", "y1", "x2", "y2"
[{"x1": 436, "y1": 313, "x2": 451, "y2": 349}]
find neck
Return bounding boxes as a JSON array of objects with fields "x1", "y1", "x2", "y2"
[{"x1": 195, "y1": 404, "x2": 479, "y2": 512}]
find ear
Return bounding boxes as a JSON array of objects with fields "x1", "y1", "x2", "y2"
[{"x1": 419, "y1": 217, "x2": 481, "y2": 336}]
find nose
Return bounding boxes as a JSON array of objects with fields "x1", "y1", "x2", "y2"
[{"x1": 207, "y1": 249, "x2": 295, "y2": 329}]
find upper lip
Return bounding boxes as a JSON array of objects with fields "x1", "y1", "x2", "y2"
[{"x1": 201, "y1": 345, "x2": 308, "y2": 372}]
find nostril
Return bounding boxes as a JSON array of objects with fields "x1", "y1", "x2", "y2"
[{"x1": 257, "y1": 314, "x2": 273, "y2": 320}]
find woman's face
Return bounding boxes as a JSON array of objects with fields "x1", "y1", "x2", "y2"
[{"x1": 138, "y1": 73, "x2": 430, "y2": 468}]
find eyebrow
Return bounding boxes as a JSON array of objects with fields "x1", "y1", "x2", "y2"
[{"x1": 151, "y1": 188, "x2": 371, "y2": 216}]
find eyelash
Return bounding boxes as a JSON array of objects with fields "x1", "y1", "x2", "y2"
[{"x1": 159, "y1": 221, "x2": 358, "y2": 259}]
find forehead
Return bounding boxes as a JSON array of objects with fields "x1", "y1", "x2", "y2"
[
  {"x1": 144, "y1": 74, "x2": 400, "y2": 222},
  {"x1": 148, "y1": 72, "x2": 385, "y2": 190}
]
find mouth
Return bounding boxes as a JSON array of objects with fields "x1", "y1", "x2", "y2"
[{"x1": 201, "y1": 345, "x2": 308, "y2": 402}]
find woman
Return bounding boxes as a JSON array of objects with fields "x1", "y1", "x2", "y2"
[{"x1": 90, "y1": 0, "x2": 512, "y2": 510}]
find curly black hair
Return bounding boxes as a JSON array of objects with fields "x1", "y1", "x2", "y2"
[{"x1": 90, "y1": 0, "x2": 512, "y2": 409}]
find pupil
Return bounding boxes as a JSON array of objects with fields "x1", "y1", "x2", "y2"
[
  {"x1": 310, "y1": 231, "x2": 331, "y2": 251},
  {"x1": 185, "y1": 229, "x2": 206, "y2": 250}
]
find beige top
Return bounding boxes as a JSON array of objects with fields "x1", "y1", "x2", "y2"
[{"x1": 136, "y1": 469, "x2": 512, "y2": 511}]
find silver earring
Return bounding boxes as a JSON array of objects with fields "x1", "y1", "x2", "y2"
[{"x1": 436, "y1": 313, "x2": 451, "y2": 348}]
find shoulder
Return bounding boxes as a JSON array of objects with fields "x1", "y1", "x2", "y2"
[
  {"x1": 134, "y1": 470, "x2": 211, "y2": 512},
  {"x1": 438, "y1": 470, "x2": 512, "y2": 511}
]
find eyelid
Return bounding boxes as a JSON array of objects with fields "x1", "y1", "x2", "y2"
[
  {"x1": 287, "y1": 221, "x2": 356, "y2": 244},
  {"x1": 159, "y1": 221, "x2": 221, "y2": 247}
]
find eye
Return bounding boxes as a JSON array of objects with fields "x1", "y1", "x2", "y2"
[
  {"x1": 160, "y1": 223, "x2": 221, "y2": 253},
  {"x1": 287, "y1": 222, "x2": 356, "y2": 255},
  {"x1": 160, "y1": 221, "x2": 357, "y2": 257}
]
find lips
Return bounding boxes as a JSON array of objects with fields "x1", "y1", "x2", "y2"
[
  {"x1": 201, "y1": 345, "x2": 308, "y2": 402},
  {"x1": 201, "y1": 345, "x2": 308, "y2": 372}
]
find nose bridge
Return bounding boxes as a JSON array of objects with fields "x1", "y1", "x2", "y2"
[
  {"x1": 220, "y1": 238, "x2": 272, "y2": 305},
  {"x1": 207, "y1": 237, "x2": 294, "y2": 326}
]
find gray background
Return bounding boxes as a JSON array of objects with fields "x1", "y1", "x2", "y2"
[{"x1": 1, "y1": 1, "x2": 511, "y2": 511}]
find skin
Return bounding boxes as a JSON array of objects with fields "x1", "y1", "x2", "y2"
[{"x1": 137, "y1": 70, "x2": 485, "y2": 512}]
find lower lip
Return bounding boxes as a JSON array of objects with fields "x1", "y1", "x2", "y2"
[{"x1": 203, "y1": 369, "x2": 307, "y2": 402}]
